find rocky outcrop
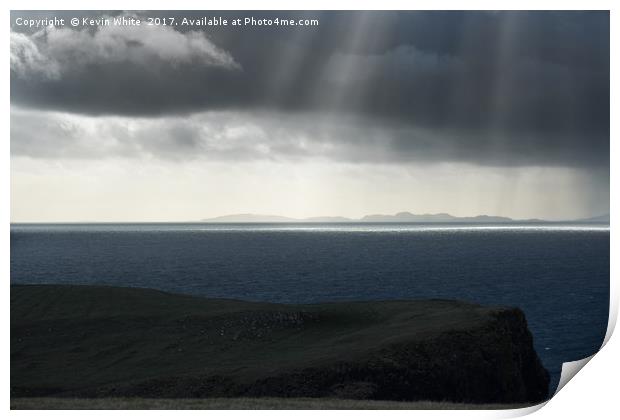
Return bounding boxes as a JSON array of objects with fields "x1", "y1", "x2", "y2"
[{"x1": 240, "y1": 309, "x2": 548, "y2": 403}]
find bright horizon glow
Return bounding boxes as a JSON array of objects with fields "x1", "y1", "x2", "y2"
[
  {"x1": 10, "y1": 156, "x2": 609, "y2": 223},
  {"x1": 9, "y1": 223, "x2": 611, "y2": 232}
]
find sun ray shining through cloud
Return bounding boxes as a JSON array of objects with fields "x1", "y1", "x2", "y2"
[{"x1": 9, "y1": 11, "x2": 609, "y2": 222}]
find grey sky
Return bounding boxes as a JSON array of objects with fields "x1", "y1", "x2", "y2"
[{"x1": 10, "y1": 11, "x2": 610, "y2": 222}]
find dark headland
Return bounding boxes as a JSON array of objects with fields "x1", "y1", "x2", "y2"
[{"x1": 11, "y1": 285, "x2": 550, "y2": 409}]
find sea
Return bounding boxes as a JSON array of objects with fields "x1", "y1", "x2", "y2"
[{"x1": 10, "y1": 223, "x2": 610, "y2": 394}]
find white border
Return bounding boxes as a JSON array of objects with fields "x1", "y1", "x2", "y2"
[{"x1": 4, "y1": 2, "x2": 617, "y2": 419}]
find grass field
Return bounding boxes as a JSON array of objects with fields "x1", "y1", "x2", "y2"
[{"x1": 11, "y1": 284, "x2": 550, "y2": 405}]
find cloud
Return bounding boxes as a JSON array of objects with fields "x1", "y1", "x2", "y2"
[
  {"x1": 10, "y1": 31, "x2": 61, "y2": 79},
  {"x1": 10, "y1": 107, "x2": 608, "y2": 170},
  {"x1": 9, "y1": 11, "x2": 609, "y2": 169},
  {"x1": 10, "y1": 13, "x2": 239, "y2": 81}
]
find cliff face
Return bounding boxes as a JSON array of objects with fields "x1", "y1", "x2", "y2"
[
  {"x1": 11, "y1": 285, "x2": 549, "y2": 404},
  {"x1": 242, "y1": 310, "x2": 549, "y2": 403},
  {"x1": 97, "y1": 308, "x2": 549, "y2": 403}
]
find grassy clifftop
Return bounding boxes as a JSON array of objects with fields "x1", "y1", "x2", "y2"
[{"x1": 11, "y1": 285, "x2": 549, "y2": 405}]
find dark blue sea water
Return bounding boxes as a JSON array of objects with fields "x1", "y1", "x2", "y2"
[{"x1": 10, "y1": 223, "x2": 610, "y2": 394}]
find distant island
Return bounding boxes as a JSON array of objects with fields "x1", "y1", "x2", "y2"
[{"x1": 201, "y1": 212, "x2": 609, "y2": 224}]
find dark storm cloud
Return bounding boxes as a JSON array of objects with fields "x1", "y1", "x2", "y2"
[{"x1": 10, "y1": 11, "x2": 609, "y2": 167}]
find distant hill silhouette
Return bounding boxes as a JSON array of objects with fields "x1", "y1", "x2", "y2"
[
  {"x1": 201, "y1": 212, "x2": 550, "y2": 223},
  {"x1": 573, "y1": 213, "x2": 609, "y2": 223},
  {"x1": 360, "y1": 212, "x2": 515, "y2": 223},
  {"x1": 201, "y1": 212, "x2": 609, "y2": 224},
  {"x1": 202, "y1": 214, "x2": 297, "y2": 223}
]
